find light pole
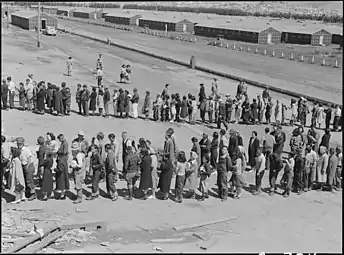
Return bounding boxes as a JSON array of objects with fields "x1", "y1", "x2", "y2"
[
  {"x1": 37, "y1": 1, "x2": 41, "y2": 48},
  {"x1": 7, "y1": 2, "x2": 10, "y2": 28}
]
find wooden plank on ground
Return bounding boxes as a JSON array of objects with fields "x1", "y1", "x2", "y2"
[
  {"x1": 18, "y1": 230, "x2": 66, "y2": 254},
  {"x1": 1, "y1": 231, "x2": 35, "y2": 237},
  {"x1": 4, "y1": 222, "x2": 60, "y2": 254},
  {"x1": 150, "y1": 237, "x2": 184, "y2": 243},
  {"x1": 173, "y1": 217, "x2": 239, "y2": 231}
]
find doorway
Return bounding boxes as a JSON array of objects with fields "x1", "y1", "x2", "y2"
[
  {"x1": 41, "y1": 19, "x2": 46, "y2": 29},
  {"x1": 182, "y1": 23, "x2": 187, "y2": 32},
  {"x1": 319, "y1": 35, "x2": 324, "y2": 45},
  {"x1": 267, "y1": 33, "x2": 272, "y2": 44}
]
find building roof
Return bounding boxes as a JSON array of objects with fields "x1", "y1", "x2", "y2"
[
  {"x1": 105, "y1": 10, "x2": 142, "y2": 18},
  {"x1": 42, "y1": 6, "x2": 58, "y2": 10},
  {"x1": 139, "y1": 12, "x2": 192, "y2": 23},
  {"x1": 73, "y1": 7, "x2": 102, "y2": 14},
  {"x1": 56, "y1": 6, "x2": 76, "y2": 12},
  {"x1": 325, "y1": 25, "x2": 343, "y2": 35},
  {"x1": 11, "y1": 11, "x2": 38, "y2": 19}
]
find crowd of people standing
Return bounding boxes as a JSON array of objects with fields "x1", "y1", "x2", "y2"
[
  {"x1": 1, "y1": 71, "x2": 342, "y2": 133},
  {"x1": 1, "y1": 119, "x2": 342, "y2": 204}
]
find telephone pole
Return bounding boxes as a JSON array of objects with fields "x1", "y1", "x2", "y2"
[
  {"x1": 7, "y1": 3, "x2": 10, "y2": 28},
  {"x1": 37, "y1": 1, "x2": 41, "y2": 48}
]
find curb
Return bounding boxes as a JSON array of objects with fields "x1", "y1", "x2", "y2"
[{"x1": 57, "y1": 28, "x2": 341, "y2": 107}]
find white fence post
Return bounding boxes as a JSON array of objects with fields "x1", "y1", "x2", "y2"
[
  {"x1": 311, "y1": 56, "x2": 315, "y2": 64},
  {"x1": 272, "y1": 50, "x2": 275, "y2": 57},
  {"x1": 290, "y1": 53, "x2": 293, "y2": 60},
  {"x1": 280, "y1": 51, "x2": 284, "y2": 58},
  {"x1": 335, "y1": 59, "x2": 338, "y2": 68},
  {"x1": 264, "y1": 49, "x2": 267, "y2": 55},
  {"x1": 321, "y1": 58, "x2": 326, "y2": 66},
  {"x1": 300, "y1": 55, "x2": 304, "y2": 62},
  {"x1": 226, "y1": 43, "x2": 229, "y2": 48},
  {"x1": 233, "y1": 44, "x2": 236, "y2": 50},
  {"x1": 247, "y1": 47, "x2": 250, "y2": 52},
  {"x1": 239, "y1": 45, "x2": 242, "y2": 51}
]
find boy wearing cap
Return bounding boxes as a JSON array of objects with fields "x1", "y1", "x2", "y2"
[
  {"x1": 123, "y1": 146, "x2": 141, "y2": 200},
  {"x1": 86, "y1": 145, "x2": 104, "y2": 200},
  {"x1": 17, "y1": 137, "x2": 36, "y2": 201},
  {"x1": 70, "y1": 142, "x2": 85, "y2": 204},
  {"x1": 104, "y1": 144, "x2": 119, "y2": 201}
]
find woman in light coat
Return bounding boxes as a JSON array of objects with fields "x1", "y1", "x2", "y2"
[
  {"x1": 316, "y1": 103, "x2": 325, "y2": 129},
  {"x1": 316, "y1": 146, "x2": 329, "y2": 190},
  {"x1": 9, "y1": 147, "x2": 26, "y2": 203},
  {"x1": 274, "y1": 100, "x2": 282, "y2": 125},
  {"x1": 184, "y1": 151, "x2": 199, "y2": 199}
]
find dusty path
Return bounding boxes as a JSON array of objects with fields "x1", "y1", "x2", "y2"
[
  {"x1": 57, "y1": 19, "x2": 342, "y2": 104},
  {"x1": 1, "y1": 25, "x2": 342, "y2": 253}
]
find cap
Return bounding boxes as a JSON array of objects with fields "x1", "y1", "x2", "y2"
[
  {"x1": 16, "y1": 137, "x2": 25, "y2": 144},
  {"x1": 97, "y1": 132, "x2": 105, "y2": 139},
  {"x1": 133, "y1": 88, "x2": 138, "y2": 92},
  {"x1": 78, "y1": 131, "x2": 85, "y2": 136}
]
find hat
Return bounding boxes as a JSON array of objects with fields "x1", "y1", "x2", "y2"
[
  {"x1": 71, "y1": 142, "x2": 80, "y2": 151},
  {"x1": 37, "y1": 136, "x2": 45, "y2": 145},
  {"x1": 16, "y1": 137, "x2": 25, "y2": 144},
  {"x1": 97, "y1": 132, "x2": 104, "y2": 139},
  {"x1": 78, "y1": 131, "x2": 85, "y2": 136},
  {"x1": 200, "y1": 83, "x2": 204, "y2": 86},
  {"x1": 133, "y1": 88, "x2": 138, "y2": 92},
  {"x1": 28, "y1": 74, "x2": 33, "y2": 78}
]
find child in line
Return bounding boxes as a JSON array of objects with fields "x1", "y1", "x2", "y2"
[
  {"x1": 174, "y1": 151, "x2": 187, "y2": 203},
  {"x1": 17, "y1": 82, "x2": 26, "y2": 110}
]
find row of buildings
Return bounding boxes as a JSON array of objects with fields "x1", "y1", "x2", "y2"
[{"x1": 8, "y1": 6, "x2": 343, "y2": 46}]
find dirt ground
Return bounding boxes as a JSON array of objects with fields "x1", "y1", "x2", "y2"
[
  {"x1": 1, "y1": 24, "x2": 342, "y2": 253},
  {"x1": 56, "y1": 19, "x2": 342, "y2": 105}
]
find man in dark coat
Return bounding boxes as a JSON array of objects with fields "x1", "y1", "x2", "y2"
[
  {"x1": 81, "y1": 84, "x2": 90, "y2": 117},
  {"x1": 1, "y1": 79, "x2": 9, "y2": 110},
  {"x1": 199, "y1": 98, "x2": 207, "y2": 123},
  {"x1": 36, "y1": 84, "x2": 46, "y2": 114},
  {"x1": 250, "y1": 98, "x2": 258, "y2": 125},
  {"x1": 61, "y1": 82, "x2": 68, "y2": 115},
  {"x1": 268, "y1": 152, "x2": 284, "y2": 195},
  {"x1": 217, "y1": 98, "x2": 228, "y2": 130},
  {"x1": 293, "y1": 148, "x2": 305, "y2": 195},
  {"x1": 320, "y1": 129, "x2": 331, "y2": 150},
  {"x1": 53, "y1": 86, "x2": 64, "y2": 116},
  {"x1": 248, "y1": 131, "x2": 260, "y2": 167},
  {"x1": 228, "y1": 129, "x2": 238, "y2": 160},
  {"x1": 76, "y1": 83, "x2": 82, "y2": 115},
  {"x1": 225, "y1": 94, "x2": 233, "y2": 123},
  {"x1": 198, "y1": 83, "x2": 206, "y2": 103},
  {"x1": 199, "y1": 133, "x2": 211, "y2": 160},
  {"x1": 324, "y1": 103, "x2": 332, "y2": 130},
  {"x1": 273, "y1": 126, "x2": 286, "y2": 155},
  {"x1": 124, "y1": 146, "x2": 141, "y2": 200}
]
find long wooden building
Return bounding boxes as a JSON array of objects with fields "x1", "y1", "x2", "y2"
[
  {"x1": 138, "y1": 15, "x2": 194, "y2": 33},
  {"x1": 11, "y1": 11, "x2": 58, "y2": 30},
  {"x1": 104, "y1": 12, "x2": 142, "y2": 26}
]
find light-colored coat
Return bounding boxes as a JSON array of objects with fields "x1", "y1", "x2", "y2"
[
  {"x1": 184, "y1": 159, "x2": 198, "y2": 190},
  {"x1": 316, "y1": 152, "x2": 329, "y2": 183}
]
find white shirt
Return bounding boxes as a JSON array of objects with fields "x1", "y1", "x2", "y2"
[
  {"x1": 254, "y1": 154, "x2": 266, "y2": 173},
  {"x1": 8, "y1": 81, "x2": 16, "y2": 93},
  {"x1": 20, "y1": 146, "x2": 33, "y2": 166},
  {"x1": 334, "y1": 107, "x2": 342, "y2": 117},
  {"x1": 96, "y1": 69, "x2": 103, "y2": 77},
  {"x1": 25, "y1": 82, "x2": 33, "y2": 95}
]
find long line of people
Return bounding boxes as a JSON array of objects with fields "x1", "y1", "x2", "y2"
[
  {"x1": 1, "y1": 75, "x2": 342, "y2": 132},
  {"x1": 1, "y1": 122, "x2": 342, "y2": 204}
]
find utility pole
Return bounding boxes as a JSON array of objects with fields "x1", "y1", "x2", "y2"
[
  {"x1": 37, "y1": 1, "x2": 41, "y2": 48},
  {"x1": 7, "y1": 2, "x2": 10, "y2": 28}
]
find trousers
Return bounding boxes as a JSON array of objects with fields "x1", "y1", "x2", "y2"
[
  {"x1": 104, "y1": 102, "x2": 110, "y2": 116},
  {"x1": 23, "y1": 163, "x2": 35, "y2": 196},
  {"x1": 82, "y1": 100, "x2": 89, "y2": 116},
  {"x1": 175, "y1": 175, "x2": 185, "y2": 200},
  {"x1": 91, "y1": 170, "x2": 101, "y2": 195},
  {"x1": 255, "y1": 170, "x2": 265, "y2": 192},
  {"x1": 106, "y1": 172, "x2": 117, "y2": 196},
  {"x1": 217, "y1": 171, "x2": 228, "y2": 198},
  {"x1": 125, "y1": 172, "x2": 138, "y2": 189},
  {"x1": 269, "y1": 169, "x2": 281, "y2": 190},
  {"x1": 199, "y1": 174, "x2": 209, "y2": 194},
  {"x1": 9, "y1": 92, "x2": 15, "y2": 108},
  {"x1": 304, "y1": 166, "x2": 315, "y2": 189}
]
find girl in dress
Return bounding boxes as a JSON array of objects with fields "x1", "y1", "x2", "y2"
[{"x1": 174, "y1": 151, "x2": 187, "y2": 203}]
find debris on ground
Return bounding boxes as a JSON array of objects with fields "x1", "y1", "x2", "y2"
[{"x1": 153, "y1": 246, "x2": 164, "y2": 252}]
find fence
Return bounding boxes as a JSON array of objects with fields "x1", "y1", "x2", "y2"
[
  {"x1": 140, "y1": 29, "x2": 197, "y2": 44},
  {"x1": 209, "y1": 40, "x2": 342, "y2": 69}
]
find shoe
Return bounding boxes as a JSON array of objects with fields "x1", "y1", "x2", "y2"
[
  {"x1": 11, "y1": 199, "x2": 21, "y2": 204},
  {"x1": 140, "y1": 194, "x2": 148, "y2": 200},
  {"x1": 73, "y1": 199, "x2": 82, "y2": 204},
  {"x1": 204, "y1": 194, "x2": 209, "y2": 199},
  {"x1": 283, "y1": 193, "x2": 289, "y2": 198},
  {"x1": 233, "y1": 195, "x2": 240, "y2": 199},
  {"x1": 112, "y1": 195, "x2": 118, "y2": 201},
  {"x1": 59, "y1": 195, "x2": 66, "y2": 200},
  {"x1": 297, "y1": 190, "x2": 302, "y2": 195},
  {"x1": 198, "y1": 196, "x2": 205, "y2": 202},
  {"x1": 221, "y1": 197, "x2": 227, "y2": 202},
  {"x1": 252, "y1": 191, "x2": 260, "y2": 195},
  {"x1": 282, "y1": 191, "x2": 286, "y2": 196},
  {"x1": 124, "y1": 188, "x2": 133, "y2": 200},
  {"x1": 304, "y1": 188, "x2": 309, "y2": 192},
  {"x1": 147, "y1": 195, "x2": 155, "y2": 199},
  {"x1": 41, "y1": 197, "x2": 48, "y2": 201},
  {"x1": 28, "y1": 194, "x2": 37, "y2": 201},
  {"x1": 269, "y1": 191, "x2": 275, "y2": 196},
  {"x1": 175, "y1": 199, "x2": 182, "y2": 203}
]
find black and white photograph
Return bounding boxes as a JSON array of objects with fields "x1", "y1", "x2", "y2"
[{"x1": 1, "y1": 1, "x2": 342, "y2": 253}]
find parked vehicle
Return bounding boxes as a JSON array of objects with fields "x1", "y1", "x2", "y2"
[{"x1": 43, "y1": 26, "x2": 57, "y2": 36}]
